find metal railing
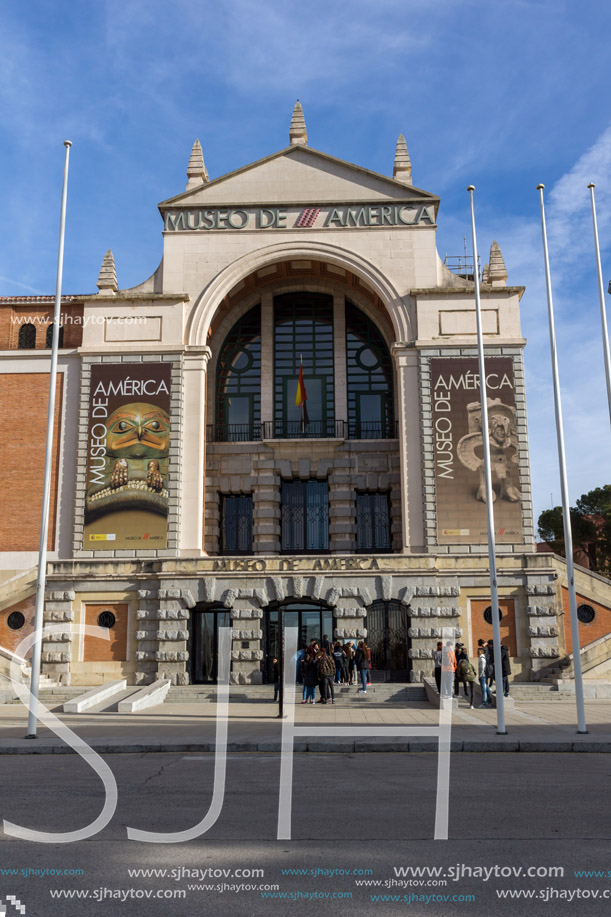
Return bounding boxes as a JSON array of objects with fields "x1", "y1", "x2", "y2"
[{"x1": 207, "y1": 420, "x2": 398, "y2": 443}]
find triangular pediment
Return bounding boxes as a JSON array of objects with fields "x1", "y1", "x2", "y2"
[{"x1": 159, "y1": 146, "x2": 439, "y2": 210}]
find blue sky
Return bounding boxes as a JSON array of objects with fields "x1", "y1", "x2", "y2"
[{"x1": 2, "y1": 0, "x2": 610, "y2": 528}]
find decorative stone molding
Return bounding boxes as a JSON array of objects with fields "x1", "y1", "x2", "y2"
[
  {"x1": 529, "y1": 646, "x2": 560, "y2": 658},
  {"x1": 526, "y1": 604, "x2": 558, "y2": 616},
  {"x1": 528, "y1": 625, "x2": 558, "y2": 637}
]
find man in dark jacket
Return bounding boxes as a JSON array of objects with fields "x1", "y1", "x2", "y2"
[{"x1": 501, "y1": 645, "x2": 511, "y2": 697}]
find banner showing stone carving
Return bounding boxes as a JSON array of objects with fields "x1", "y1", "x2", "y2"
[
  {"x1": 430, "y1": 357, "x2": 523, "y2": 544},
  {"x1": 83, "y1": 363, "x2": 171, "y2": 550}
]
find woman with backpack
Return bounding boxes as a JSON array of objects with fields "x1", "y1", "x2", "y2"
[
  {"x1": 456, "y1": 646, "x2": 476, "y2": 708},
  {"x1": 316, "y1": 648, "x2": 336, "y2": 704}
]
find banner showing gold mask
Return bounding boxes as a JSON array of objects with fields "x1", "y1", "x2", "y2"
[
  {"x1": 430, "y1": 357, "x2": 523, "y2": 545},
  {"x1": 84, "y1": 364, "x2": 171, "y2": 550}
]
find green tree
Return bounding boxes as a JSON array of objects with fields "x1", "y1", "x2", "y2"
[{"x1": 538, "y1": 485, "x2": 611, "y2": 575}]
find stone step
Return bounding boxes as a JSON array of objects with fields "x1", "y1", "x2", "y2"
[{"x1": 166, "y1": 684, "x2": 427, "y2": 704}]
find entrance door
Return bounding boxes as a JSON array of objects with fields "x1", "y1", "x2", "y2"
[
  {"x1": 366, "y1": 601, "x2": 410, "y2": 682},
  {"x1": 263, "y1": 603, "x2": 333, "y2": 683},
  {"x1": 190, "y1": 607, "x2": 231, "y2": 684}
]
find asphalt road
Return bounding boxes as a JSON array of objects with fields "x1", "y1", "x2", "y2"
[{"x1": 1, "y1": 752, "x2": 611, "y2": 916}]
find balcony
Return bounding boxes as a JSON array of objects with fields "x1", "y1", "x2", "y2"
[{"x1": 206, "y1": 420, "x2": 398, "y2": 443}]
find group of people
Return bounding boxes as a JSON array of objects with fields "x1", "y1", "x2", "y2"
[
  {"x1": 434, "y1": 638, "x2": 511, "y2": 706},
  {"x1": 272, "y1": 635, "x2": 373, "y2": 703}
]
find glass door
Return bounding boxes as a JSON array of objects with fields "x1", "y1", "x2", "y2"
[
  {"x1": 190, "y1": 608, "x2": 231, "y2": 683},
  {"x1": 263, "y1": 603, "x2": 334, "y2": 683}
]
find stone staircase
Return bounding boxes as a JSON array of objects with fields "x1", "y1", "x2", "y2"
[{"x1": 166, "y1": 683, "x2": 428, "y2": 705}]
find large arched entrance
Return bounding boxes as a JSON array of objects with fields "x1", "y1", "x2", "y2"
[{"x1": 365, "y1": 600, "x2": 411, "y2": 682}]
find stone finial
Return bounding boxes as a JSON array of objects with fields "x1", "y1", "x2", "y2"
[
  {"x1": 289, "y1": 100, "x2": 308, "y2": 146},
  {"x1": 97, "y1": 249, "x2": 118, "y2": 294},
  {"x1": 186, "y1": 139, "x2": 209, "y2": 189},
  {"x1": 393, "y1": 134, "x2": 412, "y2": 184},
  {"x1": 488, "y1": 240, "x2": 508, "y2": 286},
  {"x1": 482, "y1": 263, "x2": 490, "y2": 284}
]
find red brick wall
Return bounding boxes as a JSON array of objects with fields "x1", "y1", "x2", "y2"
[
  {"x1": 0, "y1": 304, "x2": 83, "y2": 350},
  {"x1": 0, "y1": 594, "x2": 35, "y2": 658},
  {"x1": 0, "y1": 373, "x2": 63, "y2": 551},
  {"x1": 83, "y1": 604, "x2": 128, "y2": 662},
  {"x1": 562, "y1": 588, "x2": 611, "y2": 655},
  {"x1": 470, "y1": 598, "x2": 518, "y2": 657}
]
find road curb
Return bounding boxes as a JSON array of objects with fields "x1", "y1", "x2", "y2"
[{"x1": 0, "y1": 739, "x2": 609, "y2": 755}]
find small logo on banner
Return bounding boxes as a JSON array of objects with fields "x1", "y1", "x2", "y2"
[
  {"x1": 296, "y1": 207, "x2": 320, "y2": 227},
  {"x1": 0, "y1": 896, "x2": 26, "y2": 915}
]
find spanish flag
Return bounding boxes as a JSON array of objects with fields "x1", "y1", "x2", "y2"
[{"x1": 295, "y1": 356, "x2": 309, "y2": 432}]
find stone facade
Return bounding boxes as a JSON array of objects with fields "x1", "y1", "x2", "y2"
[{"x1": 7, "y1": 106, "x2": 608, "y2": 690}]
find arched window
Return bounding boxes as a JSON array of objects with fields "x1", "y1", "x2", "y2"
[
  {"x1": 18, "y1": 323, "x2": 36, "y2": 349},
  {"x1": 45, "y1": 323, "x2": 64, "y2": 348},
  {"x1": 274, "y1": 292, "x2": 334, "y2": 437},
  {"x1": 215, "y1": 305, "x2": 261, "y2": 441},
  {"x1": 346, "y1": 302, "x2": 394, "y2": 438}
]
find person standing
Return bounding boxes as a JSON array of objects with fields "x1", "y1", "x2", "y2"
[
  {"x1": 441, "y1": 641, "x2": 455, "y2": 699},
  {"x1": 301, "y1": 653, "x2": 318, "y2": 704},
  {"x1": 501, "y1": 645, "x2": 511, "y2": 697},
  {"x1": 355, "y1": 641, "x2": 371, "y2": 694},
  {"x1": 316, "y1": 648, "x2": 336, "y2": 704},
  {"x1": 433, "y1": 641, "x2": 443, "y2": 694},
  {"x1": 478, "y1": 646, "x2": 491, "y2": 707},
  {"x1": 332, "y1": 642, "x2": 344, "y2": 684}
]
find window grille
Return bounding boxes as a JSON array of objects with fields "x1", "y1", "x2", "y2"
[
  {"x1": 281, "y1": 480, "x2": 329, "y2": 552},
  {"x1": 356, "y1": 492, "x2": 391, "y2": 552},
  {"x1": 18, "y1": 324, "x2": 36, "y2": 349},
  {"x1": 45, "y1": 323, "x2": 64, "y2": 348},
  {"x1": 220, "y1": 494, "x2": 253, "y2": 554},
  {"x1": 216, "y1": 305, "x2": 261, "y2": 441}
]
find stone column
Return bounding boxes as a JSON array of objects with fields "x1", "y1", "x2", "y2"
[
  {"x1": 135, "y1": 587, "x2": 194, "y2": 685},
  {"x1": 41, "y1": 590, "x2": 75, "y2": 684},
  {"x1": 180, "y1": 347, "x2": 211, "y2": 555},
  {"x1": 333, "y1": 598, "x2": 367, "y2": 642},
  {"x1": 525, "y1": 583, "x2": 560, "y2": 679},
  {"x1": 230, "y1": 597, "x2": 263, "y2": 684},
  {"x1": 134, "y1": 588, "x2": 160, "y2": 685},
  {"x1": 408, "y1": 584, "x2": 461, "y2": 682},
  {"x1": 253, "y1": 460, "x2": 281, "y2": 553},
  {"x1": 392, "y1": 344, "x2": 425, "y2": 553}
]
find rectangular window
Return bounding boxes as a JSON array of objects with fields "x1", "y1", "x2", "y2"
[
  {"x1": 220, "y1": 494, "x2": 253, "y2": 554},
  {"x1": 281, "y1": 480, "x2": 329, "y2": 552},
  {"x1": 356, "y1": 492, "x2": 391, "y2": 552}
]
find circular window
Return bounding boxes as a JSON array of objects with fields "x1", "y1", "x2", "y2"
[
  {"x1": 228, "y1": 348, "x2": 252, "y2": 373},
  {"x1": 355, "y1": 345, "x2": 380, "y2": 371},
  {"x1": 7, "y1": 611, "x2": 25, "y2": 630},
  {"x1": 97, "y1": 610, "x2": 116, "y2": 629},
  {"x1": 483, "y1": 606, "x2": 503, "y2": 625},
  {"x1": 577, "y1": 604, "x2": 596, "y2": 625}
]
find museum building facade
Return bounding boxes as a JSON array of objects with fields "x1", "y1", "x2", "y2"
[{"x1": 2, "y1": 103, "x2": 609, "y2": 688}]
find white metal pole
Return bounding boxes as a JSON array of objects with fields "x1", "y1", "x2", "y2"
[
  {"x1": 467, "y1": 186, "x2": 507, "y2": 735},
  {"x1": 587, "y1": 183, "x2": 611, "y2": 429},
  {"x1": 537, "y1": 184, "x2": 587, "y2": 734},
  {"x1": 26, "y1": 141, "x2": 72, "y2": 739}
]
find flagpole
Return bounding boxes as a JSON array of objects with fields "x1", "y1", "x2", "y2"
[
  {"x1": 537, "y1": 184, "x2": 587, "y2": 734},
  {"x1": 467, "y1": 186, "x2": 506, "y2": 735},
  {"x1": 26, "y1": 140, "x2": 72, "y2": 739},
  {"x1": 587, "y1": 183, "x2": 611, "y2": 429}
]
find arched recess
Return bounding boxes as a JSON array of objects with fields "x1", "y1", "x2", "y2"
[{"x1": 186, "y1": 240, "x2": 413, "y2": 348}]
